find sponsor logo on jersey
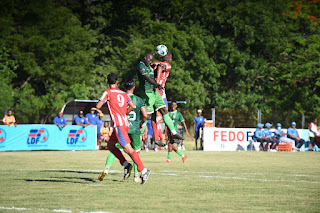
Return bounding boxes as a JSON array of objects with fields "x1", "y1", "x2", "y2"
[
  {"x1": 27, "y1": 129, "x2": 49, "y2": 145},
  {"x1": 67, "y1": 129, "x2": 87, "y2": 145}
]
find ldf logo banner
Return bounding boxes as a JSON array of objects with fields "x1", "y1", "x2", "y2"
[{"x1": 0, "y1": 125, "x2": 97, "y2": 151}]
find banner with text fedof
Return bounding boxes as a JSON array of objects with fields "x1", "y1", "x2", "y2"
[
  {"x1": 0, "y1": 125, "x2": 97, "y2": 151},
  {"x1": 203, "y1": 127, "x2": 309, "y2": 151}
]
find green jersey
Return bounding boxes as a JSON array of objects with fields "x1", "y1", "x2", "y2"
[
  {"x1": 169, "y1": 110, "x2": 185, "y2": 132},
  {"x1": 127, "y1": 94, "x2": 145, "y2": 135},
  {"x1": 137, "y1": 61, "x2": 155, "y2": 91}
]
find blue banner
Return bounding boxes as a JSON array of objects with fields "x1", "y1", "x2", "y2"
[{"x1": 0, "y1": 125, "x2": 97, "y2": 151}]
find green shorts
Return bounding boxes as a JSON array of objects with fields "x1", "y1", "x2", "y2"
[
  {"x1": 141, "y1": 89, "x2": 166, "y2": 114},
  {"x1": 129, "y1": 134, "x2": 141, "y2": 152}
]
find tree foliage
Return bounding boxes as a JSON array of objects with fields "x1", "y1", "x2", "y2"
[{"x1": 0, "y1": 0, "x2": 319, "y2": 124}]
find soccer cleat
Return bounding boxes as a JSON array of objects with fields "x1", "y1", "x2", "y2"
[
  {"x1": 182, "y1": 155, "x2": 187, "y2": 163},
  {"x1": 98, "y1": 170, "x2": 108, "y2": 181},
  {"x1": 172, "y1": 133, "x2": 184, "y2": 141},
  {"x1": 134, "y1": 175, "x2": 142, "y2": 183},
  {"x1": 123, "y1": 163, "x2": 133, "y2": 180},
  {"x1": 140, "y1": 169, "x2": 151, "y2": 185},
  {"x1": 165, "y1": 160, "x2": 170, "y2": 164},
  {"x1": 155, "y1": 140, "x2": 166, "y2": 147}
]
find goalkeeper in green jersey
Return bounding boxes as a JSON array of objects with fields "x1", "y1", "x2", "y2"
[
  {"x1": 98, "y1": 79, "x2": 148, "y2": 183},
  {"x1": 166, "y1": 101, "x2": 189, "y2": 164}
]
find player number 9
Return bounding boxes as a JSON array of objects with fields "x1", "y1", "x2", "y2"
[{"x1": 117, "y1": 94, "x2": 124, "y2": 107}]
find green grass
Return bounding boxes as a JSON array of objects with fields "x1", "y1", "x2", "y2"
[{"x1": 0, "y1": 150, "x2": 319, "y2": 213}]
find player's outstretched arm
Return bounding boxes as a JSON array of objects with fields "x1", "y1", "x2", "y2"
[{"x1": 96, "y1": 101, "x2": 104, "y2": 110}]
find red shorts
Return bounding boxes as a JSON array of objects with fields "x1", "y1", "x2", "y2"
[{"x1": 109, "y1": 126, "x2": 131, "y2": 147}]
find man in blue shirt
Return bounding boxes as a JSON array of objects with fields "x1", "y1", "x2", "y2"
[
  {"x1": 194, "y1": 109, "x2": 204, "y2": 150},
  {"x1": 255, "y1": 123, "x2": 270, "y2": 151},
  {"x1": 53, "y1": 112, "x2": 67, "y2": 129},
  {"x1": 287, "y1": 121, "x2": 305, "y2": 151},
  {"x1": 73, "y1": 111, "x2": 93, "y2": 128},
  {"x1": 96, "y1": 113, "x2": 104, "y2": 144},
  {"x1": 263, "y1": 123, "x2": 279, "y2": 152},
  {"x1": 86, "y1": 108, "x2": 98, "y2": 125}
]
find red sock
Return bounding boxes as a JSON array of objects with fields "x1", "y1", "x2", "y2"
[
  {"x1": 130, "y1": 151, "x2": 145, "y2": 172},
  {"x1": 110, "y1": 148, "x2": 126, "y2": 166},
  {"x1": 152, "y1": 121, "x2": 160, "y2": 141}
]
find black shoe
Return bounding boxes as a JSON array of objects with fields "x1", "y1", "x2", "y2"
[
  {"x1": 140, "y1": 169, "x2": 151, "y2": 185},
  {"x1": 172, "y1": 133, "x2": 184, "y2": 140},
  {"x1": 155, "y1": 140, "x2": 166, "y2": 147},
  {"x1": 123, "y1": 163, "x2": 133, "y2": 180}
]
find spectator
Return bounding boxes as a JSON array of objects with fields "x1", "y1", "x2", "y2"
[
  {"x1": 96, "y1": 113, "x2": 104, "y2": 144},
  {"x1": 53, "y1": 112, "x2": 67, "y2": 129},
  {"x1": 287, "y1": 121, "x2": 305, "y2": 151},
  {"x1": 255, "y1": 123, "x2": 270, "y2": 151},
  {"x1": 101, "y1": 121, "x2": 111, "y2": 142},
  {"x1": 73, "y1": 111, "x2": 93, "y2": 128},
  {"x1": 263, "y1": 123, "x2": 279, "y2": 152},
  {"x1": 145, "y1": 119, "x2": 156, "y2": 152},
  {"x1": 2, "y1": 109, "x2": 17, "y2": 127},
  {"x1": 309, "y1": 118, "x2": 319, "y2": 151},
  {"x1": 274, "y1": 123, "x2": 295, "y2": 148},
  {"x1": 86, "y1": 108, "x2": 98, "y2": 126},
  {"x1": 194, "y1": 109, "x2": 204, "y2": 150}
]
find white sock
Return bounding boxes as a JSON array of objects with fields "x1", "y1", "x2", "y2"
[
  {"x1": 105, "y1": 165, "x2": 110, "y2": 170},
  {"x1": 123, "y1": 161, "x2": 129, "y2": 167},
  {"x1": 171, "y1": 129, "x2": 177, "y2": 135},
  {"x1": 141, "y1": 168, "x2": 147, "y2": 175}
]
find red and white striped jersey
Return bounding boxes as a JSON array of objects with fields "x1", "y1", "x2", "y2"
[
  {"x1": 100, "y1": 88, "x2": 132, "y2": 127},
  {"x1": 152, "y1": 61, "x2": 171, "y2": 87}
]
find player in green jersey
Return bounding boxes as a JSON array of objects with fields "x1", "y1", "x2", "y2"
[
  {"x1": 166, "y1": 101, "x2": 189, "y2": 163},
  {"x1": 137, "y1": 53, "x2": 184, "y2": 145},
  {"x1": 98, "y1": 79, "x2": 148, "y2": 183}
]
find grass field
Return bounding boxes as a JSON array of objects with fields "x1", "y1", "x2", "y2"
[{"x1": 0, "y1": 149, "x2": 319, "y2": 213}]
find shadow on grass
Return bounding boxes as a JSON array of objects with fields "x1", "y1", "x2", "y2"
[{"x1": 41, "y1": 169, "x2": 98, "y2": 175}]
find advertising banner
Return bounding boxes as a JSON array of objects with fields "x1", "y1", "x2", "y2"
[
  {"x1": 0, "y1": 125, "x2": 97, "y2": 151},
  {"x1": 203, "y1": 127, "x2": 309, "y2": 151}
]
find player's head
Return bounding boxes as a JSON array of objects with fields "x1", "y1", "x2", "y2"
[
  {"x1": 143, "y1": 53, "x2": 154, "y2": 66},
  {"x1": 171, "y1": 101, "x2": 178, "y2": 110},
  {"x1": 312, "y1": 117, "x2": 317, "y2": 124},
  {"x1": 79, "y1": 111, "x2": 84, "y2": 117},
  {"x1": 125, "y1": 79, "x2": 135, "y2": 91},
  {"x1": 90, "y1": 108, "x2": 95, "y2": 114},
  {"x1": 58, "y1": 112, "x2": 63, "y2": 117},
  {"x1": 163, "y1": 53, "x2": 172, "y2": 63},
  {"x1": 197, "y1": 109, "x2": 202, "y2": 115},
  {"x1": 7, "y1": 109, "x2": 12, "y2": 116},
  {"x1": 104, "y1": 122, "x2": 109, "y2": 127},
  {"x1": 107, "y1": 73, "x2": 118, "y2": 85}
]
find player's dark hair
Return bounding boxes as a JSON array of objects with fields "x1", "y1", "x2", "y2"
[
  {"x1": 125, "y1": 79, "x2": 135, "y2": 91},
  {"x1": 163, "y1": 53, "x2": 172, "y2": 61},
  {"x1": 172, "y1": 100, "x2": 177, "y2": 104},
  {"x1": 145, "y1": 52, "x2": 154, "y2": 58},
  {"x1": 107, "y1": 73, "x2": 118, "y2": 84}
]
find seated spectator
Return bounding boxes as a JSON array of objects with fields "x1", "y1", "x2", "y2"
[
  {"x1": 309, "y1": 118, "x2": 319, "y2": 151},
  {"x1": 255, "y1": 123, "x2": 270, "y2": 151},
  {"x1": 86, "y1": 108, "x2": 99, "y2": 126},
  {"x1": 287, "y1": 121, "x2": 305, "y2": 151},
  {"x1": 274, "y1": 123, "x2": 295, "y2": 147},
  {"x1": 264, "y1": 123, "x2": 279, "y2": 152},
  {"x1": 53, "y1": 112, "x2": 67, "y2": 129},
  {"x1": 101, "y1": 121, "x2": 111, "y2": 142},
  {"x1": 96, "y1": 113, "x2": 104, "y2": 144},
  {"x1": 73, "y1": 111, "x2": 93, "y2": 128},
  {"x1": 2, "y1": 109, "x2": 17, "y2": 127}
]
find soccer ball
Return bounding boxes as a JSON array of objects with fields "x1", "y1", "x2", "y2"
[{"x1": 156, "y1": 45, "x2": 168, "y2": 57}]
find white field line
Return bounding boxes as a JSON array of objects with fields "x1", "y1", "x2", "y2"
[
  {"x1": 1, "y1": 168, "x2": 319, "y2": 184},
  {"x1": 0, "y1": 206, "x2": 111, "y2": 213}
]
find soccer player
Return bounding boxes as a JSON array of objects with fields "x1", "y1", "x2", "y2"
[
  {"x1": 166, "y1": 101, "x2": 189, "y2": 164},
  {"x1": 98, "y1": 79, "x2": 148, "y2": 183},
  {"x1": 96, "y1": 74, "x2": 150, "y2": 184},
  {"x1": 137, "y1": 53, "x2": 184, "y2": 145}
]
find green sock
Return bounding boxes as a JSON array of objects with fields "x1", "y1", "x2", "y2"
[
  {"x1": 176, "y1": 150, "x2": 184, "y2": 157},
  {"x1": 106, "y1": 153, "x2": 116, "y2": 168},
  {"x1": 162, "y1": 114, "x2": 176, "y2": 133},
  {"x1": 134, "y1": 163, "x2": 138, "y2": 174},
  {"x1": 167, "y1": 152, "x2": 173, "y2": 160},
  {"x1": 141, "y1": 120, "x2": 148, "y2": 134}
]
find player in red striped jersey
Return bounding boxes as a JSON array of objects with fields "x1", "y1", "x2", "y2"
[
  {"x1": 150, "y1": 53, "x2": 172, "y2": 144},
  {"x1": 96, "y1": 73, "x2": 151, "y2": 184}
]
